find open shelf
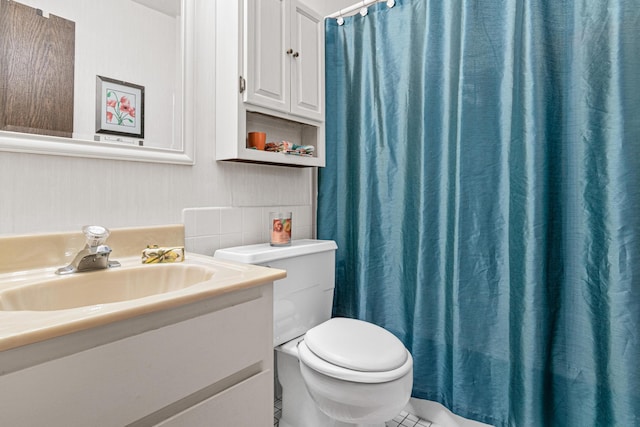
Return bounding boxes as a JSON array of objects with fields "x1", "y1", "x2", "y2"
[{"x1": 216, "y1": 108, "x2": 324, "y2": 167}]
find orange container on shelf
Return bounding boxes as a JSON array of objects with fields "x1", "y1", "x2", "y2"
[{"x1": 248, "y1": 132, "x2": 266, "y2": 150}]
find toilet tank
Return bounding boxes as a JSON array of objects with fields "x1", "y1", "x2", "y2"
[{"x1": 214, "y1": 239, "x2": 337, "y2": 346}]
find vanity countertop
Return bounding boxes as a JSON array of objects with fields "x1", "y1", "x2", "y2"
[
  {"x1": 0, "y1": 253, "x2": 284, "y2": 352},
  {"x1": 0, "y1": 225, "x2": 285, "y2": 352}
]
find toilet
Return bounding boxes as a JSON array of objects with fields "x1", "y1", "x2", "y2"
[{"x1": 214, "y1": 239, "x2": 413, "y2": 427}]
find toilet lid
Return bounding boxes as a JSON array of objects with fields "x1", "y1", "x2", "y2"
[
  {"x1": 304, "y1": 318, "x2": 408, "y2": 372},
  {"x1": 298, "y1": 339, "x2": 412, "y2": 383}
]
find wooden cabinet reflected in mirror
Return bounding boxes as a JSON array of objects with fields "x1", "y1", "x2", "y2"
[{"x1": 0, "y1": 0, "x2": 75, "y2": 137}]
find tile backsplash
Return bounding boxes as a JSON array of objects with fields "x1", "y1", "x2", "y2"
[{"x1": 182, "y1": 206, "x2": 314, "y2": 256}]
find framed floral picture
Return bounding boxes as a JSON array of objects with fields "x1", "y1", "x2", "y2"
[{"x1": 95, "y1": 75, "x2": 144, "y2": 138}]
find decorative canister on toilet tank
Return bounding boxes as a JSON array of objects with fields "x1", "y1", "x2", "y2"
[{"x1": 270, "y1": 212, "x2": 292, "y2": 246}]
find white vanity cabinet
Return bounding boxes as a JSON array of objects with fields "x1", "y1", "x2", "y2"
[
  {"x1": 245, "y1": 0, "x2": 324, "y2": 122},
  {"x1": 216, "y1": 0, "x2": 326, "y2": 167},
  {"x1": 0, "y1": 284, "x2": 274, "y2": 427}
]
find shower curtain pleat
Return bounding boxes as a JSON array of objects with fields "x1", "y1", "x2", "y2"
[{"x1": 318, "y1": 0, "x2": 640, "y2": 426}]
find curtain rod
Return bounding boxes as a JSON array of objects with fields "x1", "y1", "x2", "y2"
[{"x1": 327, "y1": 0, "x2": 395, "y2": 19}]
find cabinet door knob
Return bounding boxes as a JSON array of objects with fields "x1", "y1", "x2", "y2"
[
  {"x1": 293, "y1": 52, "x2": 299, "y2": 58},
  {"x1": 286, "y1": 48, "x2": 293, "y2": 55}
]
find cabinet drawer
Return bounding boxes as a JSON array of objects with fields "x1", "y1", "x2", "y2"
[{"x1": 155, "y1": 370, "x2": 272, "y2": 427}]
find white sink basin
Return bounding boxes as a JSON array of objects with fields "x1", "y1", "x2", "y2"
[{"x1": 0, "y1": 263, "x2": 215, "y2": 311}]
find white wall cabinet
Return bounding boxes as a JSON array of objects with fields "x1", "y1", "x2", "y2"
[
  {"x1": 0, "y1": 285, "x2": 274, "y2": 427},
  {"x1": 216, "y1": 0, "x2": 325, "y2": 167},
  {"x1": 245, "y1": 0, "x2": 324, "y2": 122}
]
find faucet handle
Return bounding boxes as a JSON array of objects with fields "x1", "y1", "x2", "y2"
[{"x1": 83, "y1": 225, "x2": 110, "y2": 247}]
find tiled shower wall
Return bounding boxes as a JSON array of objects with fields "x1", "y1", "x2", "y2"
[{"x1": 182, "y1": 206, "x2": 314, "y2": 256}]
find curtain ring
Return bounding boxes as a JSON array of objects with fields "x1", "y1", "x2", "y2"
[
  {"x1": 387, "y1": 0, "x2": 395, "y2": 8},
  {"x1": 336, "y1": 8, "x2": 344, "y2": 25},
  {"x1": 360, "y1": 0, "x2": 368, "y2": 16}
]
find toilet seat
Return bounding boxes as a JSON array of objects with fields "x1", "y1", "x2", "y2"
[{"x1": 298, "y1": 318, "x2": 413, "y2": 384}]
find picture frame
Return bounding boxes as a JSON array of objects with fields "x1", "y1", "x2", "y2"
[{"x1": 95, "y1": 75, "x2": 144, "y2": 138}]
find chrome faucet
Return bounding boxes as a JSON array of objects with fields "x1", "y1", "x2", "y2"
[{"x1": 56, "y1": 226, "x2": 121, "y2": 275}]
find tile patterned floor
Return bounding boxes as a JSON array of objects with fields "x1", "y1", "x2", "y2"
[
  {"x1": 386, "y1": 411, "x2": 433, "y2": 427},
  {"x1": 274, "y1": 397, "x2": 432, "y2": 427},
  {"x1": 274, "y1": 397, "x2": 282, "y2": 426}
]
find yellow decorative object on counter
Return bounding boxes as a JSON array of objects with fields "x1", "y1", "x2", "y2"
[{"x1": 142, "y1": 245, "x2": 185, "y2": 264}]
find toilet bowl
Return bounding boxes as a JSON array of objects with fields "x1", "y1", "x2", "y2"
[
  {"x1": 276, "y1": 319, "x2": 413, "y2": 427},
  {"x1": 214, "y1": 240, "x2": 414, "y2": 427},
  {"x1": 297, "y1": 318, "x2": 413, "y2": 425}
]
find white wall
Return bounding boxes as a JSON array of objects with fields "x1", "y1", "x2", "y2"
[
  {"x1": 182, "y1": 205, "x2": 314, "y2": 256},
  {"x1": 300, "y1": 0, "x2": 355, "y2": 17},
  {"x1": 0, "y1": 0, "x2": 314, "y2": 236}
]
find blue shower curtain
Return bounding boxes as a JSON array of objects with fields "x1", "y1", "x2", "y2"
[{"x1": 318, "y1": 1, "x2": 640, "y2": 426}]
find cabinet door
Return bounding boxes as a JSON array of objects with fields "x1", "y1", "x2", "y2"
[
  {"x1": 245, "y1": 0, "x2": 290, "y2": 113},
  {"x1": 290, "y1": 1, "x2": 324, "y2": 122}
]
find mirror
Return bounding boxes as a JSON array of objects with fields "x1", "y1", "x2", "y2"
[{"x1": 0, "y1": 0, "x2": 194, "y2": 164}]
